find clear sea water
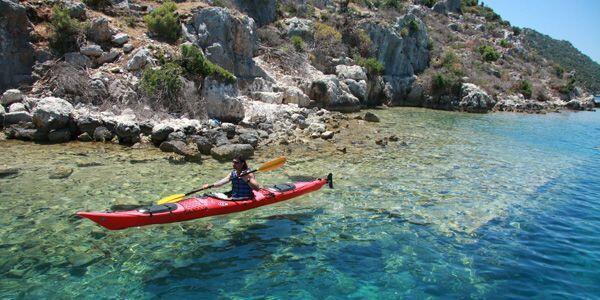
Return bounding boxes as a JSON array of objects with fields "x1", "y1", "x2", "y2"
[{"x1": 1, "y1": 108, "x2": 599, "y2": 299}]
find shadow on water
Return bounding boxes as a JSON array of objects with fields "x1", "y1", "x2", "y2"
[{"x1": 141, "y1": 210, "x2": 324, "y2": 297}]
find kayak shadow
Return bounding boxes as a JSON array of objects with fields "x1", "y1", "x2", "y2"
[{"x1": 141, "y1": 209, "x2": 324, "y2": 296}]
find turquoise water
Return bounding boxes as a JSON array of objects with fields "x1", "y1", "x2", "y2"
[{"x1": 1, "y1": 108, "x2": 599, "y2": 298}]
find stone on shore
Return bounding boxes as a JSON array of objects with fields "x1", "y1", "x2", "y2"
[
  {"x1": 32, "y1": 97, "x2": 73, "y2": 131},
  {"x1": 363, "y1": 112, "x2": 380, "y2": 122},
  {"x1": 4, "y1": 111, "x2": 33, "y2": 125},
  {"x1": 459, "y1": 83, "x2": 495, "y2": 113},
  {"x1": 210, "y1": 144, "x2": 254, "y2": 161},
  {"x1": 93, "y1": 126, "x2": 114, "y2": 142},
  {"x1": 1, "y1": 89, "x2": 24, "y2": 106}
]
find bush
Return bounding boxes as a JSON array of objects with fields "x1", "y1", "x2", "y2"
[
  {"x1": 427, "y1": 39, "x2": 434, "y2": 51},
  {"x1": 559, "y1": 77, "x2": 576, "y2": 95},
  {"x1": 516, "y1": 80, "x2": 532, "y2": 99},
  {"x1": 384, "y1": 0, "x2": 402, "y2": 9},
  {"x1": 291, "y1": 36, "x2": 304, "y2": 52},
  {"x1": 179, "y1": 44, "x2": 236, "y2": 83},
  {"x1": 421, "y1": 0, "x2": 437, "y2": 8},
  {"x1": 144, "y1": 1, "x2": 181, "y2": 43},
  {"x1": 499, "y1": 39, "x2": 510, "y2": 48},
  {"x1": 462, "y1": 0, "x2": 478, "y2": 6},
  {"x1": 512, "y1": 26, "x2": 521, "y2": 36},
  {"x1": 356, "y1": 29, "x2": 372, "y2": 57},
  {"x1": 49, "y1": 6, "x2": 84, "y2": 55},
  {"x1": 478, "y1": 45, "x2": 500, "y2": 62},
  {"x1": 408, "y1": 19, "x2": 420, "y2": 33},
  {"x1": 356, "y1": 57, "x2": 384, "y2": 77},
  {"x1": 314, "y1": 22, "x2": 342, "y2": 43},
  {"x1": 431, "y1": 73, "x2": 462, "y2": 96},
  {"x1": 141, "y1": 62, "x2": 183, "y2": 101},
  {"x1": 554, "y1": 64, "x2": 565, "y2": 78}
]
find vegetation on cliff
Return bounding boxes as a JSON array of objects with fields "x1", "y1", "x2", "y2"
[{"x1": 523, "y1": 29, "x2": 600, "y2": 94}]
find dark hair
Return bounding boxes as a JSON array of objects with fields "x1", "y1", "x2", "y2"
[{"x1": 234, "y1": 155, "x2": 248, "y2": 170}]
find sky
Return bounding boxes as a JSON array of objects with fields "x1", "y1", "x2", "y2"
[{"x1": 483, "y1": 0, "x2": 600, "y2": 64}]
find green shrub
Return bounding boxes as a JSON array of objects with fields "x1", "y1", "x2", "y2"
[
  {"x1": 559, "y1": 77, "x2": 576, "y2": 95},
  {"x1": 179, "y1": 44, "x2": 236, "y2": 83},
  {"x1": 383, "y1": 0, "x2": 401, "y2": 9},
  {"x1": 462, "y1": 0, "x2": 478, "y2": 6},
  {"x1": 431, "y1": 73, "x2": 462, "y2": 96},
  {"x1": 400, "y1": 27, "x2": 409, "y2": 38},
  {"x1": 516, "y1": 80, "x2": 532, "y2": 99},
  {"x1": 212, "y1": 0, "x2": 227, "y2": 8},
  {"x1": 512, "y1": 26, "x2": 521, "y2": 36},
  {"x1": 144, "y1": 1, "x2": 181, "y2": 43},
  {"x1": 314, "y1": 22, "x2": 342, "y2": 43},
  {"x1": 408, "y1": 19, "x2": 420, "y2": 33},
  {"x1": 499, "y1": 39, "x2": 510, "y2": 48},
  {"x1": 356, "y1": 57, "x2": 384, "y2": 76},
  {"x1": 141, "y1": 62, "x2": 183, "y2": 101},
  {"x1": 49, "y1": 6, "x2": 84, "y2": 55},
  {"x1": 291, "y1": 35, "x2": 304, "y2": 52},
  {"x1": 421, "y1": 0, "x2": 437, "y2": 8},
  {"x1": 554, "y1": 64, "x2": 565, "y2": 78},
  {"x1": 478, "y1": 45, "x2": 500, "y2": 62},
  {"x1": 427, "y1": 39, "x2": 434, "y2": 51},
  {"x1": 356, "y1": 29, "x2": 372, "y2": 56}
]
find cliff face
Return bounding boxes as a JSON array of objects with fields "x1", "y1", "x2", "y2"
[{"x1": 0, "y1": 0, "x2": 34, "y2": 94}]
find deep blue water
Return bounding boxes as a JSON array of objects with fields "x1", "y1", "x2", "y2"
[{"x1": 1, "y1": 109, "x2": 599, "y2": 299}]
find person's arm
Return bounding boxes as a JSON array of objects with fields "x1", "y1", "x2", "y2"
[
  {"x1": 203, "y1": 174, "x2": 230, "y2": 189},
  {"x1": 244, "y1": 173, "x2": 261, "y2": 190}
]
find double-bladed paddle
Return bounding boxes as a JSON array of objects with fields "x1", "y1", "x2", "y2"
[{"x1": 156, "y1": 156, "x2": 287, "y2": 204}]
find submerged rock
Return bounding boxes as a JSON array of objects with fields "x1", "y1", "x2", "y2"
[
  {"x1": 49, "y1": 166, "x2": 73, "y2": 179},
  {"x1": 210, "y1": 144, "x2": 254, "y2": 161},
  {"x1": 0, "y1": 166, "x2": 19, "y2": 178}
]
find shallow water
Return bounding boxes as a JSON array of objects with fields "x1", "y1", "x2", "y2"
[{"x1": 1, "y1": 108, "x2": 599, "y2": 298}]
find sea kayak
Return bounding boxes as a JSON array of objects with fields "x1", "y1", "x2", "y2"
[{"x1": 77, "y1": 174, "x2": 332, "y2": 230}]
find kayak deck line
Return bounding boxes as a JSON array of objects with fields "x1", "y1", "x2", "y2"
[{"x1": 77, "y1": 174, "x2": 333, "y2": 230}]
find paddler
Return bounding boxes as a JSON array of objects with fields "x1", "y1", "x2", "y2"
[{"x1": 203, "y1": 156, "x2": 261, "y2": 199}]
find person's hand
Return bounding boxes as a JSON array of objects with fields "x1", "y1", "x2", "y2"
[{"x1": 202, "y1": 184, "x2": 210, "y2": 189}]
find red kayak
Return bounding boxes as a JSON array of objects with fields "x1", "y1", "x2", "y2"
[{"x1": 77, "y1": 174, "x2": 332, "y2": 230}]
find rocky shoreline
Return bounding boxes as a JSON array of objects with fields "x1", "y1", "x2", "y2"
[{"x1": 1, "y1": 0, "x2": 598, "y2": 162}]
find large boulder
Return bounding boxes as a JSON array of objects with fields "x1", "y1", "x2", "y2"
[
  {"x1": 1, "y1": 89, "x2": 24, "y2": 106},
  {"x1": 4, "y1": 111, "x2": 32, "y2": 125},
  {"x1": 202, "y1": 77, "x2": 245, "y2": 123},
  {"x1": 459, "y1": 83, "x2": 496, "y2": 113},
  {"x1": 63, "y1": 0, "x2": 86, "y2": 20},
  {"x1": 151, "y1": 123, "x2": 175, "y2": 145},
  {"x1": 233, "y1": 0, "x2": 276, "y2": 27},
  {"x1": 360, "y1": 13, "x2": 430, "y2": 104},
  {"x1": 0, "y1": 0, "x2": 34, "y2": 94},
  {"x1": 335, "y1": 65, "x2": 367, "y2": 81},
  {"x1": 187, "y1": 7, "x2": 264, "y2": 80},
  {"x1": 87, "y1": 17, "x2": 115, "y2": 44},
  {"x1": 93, "y1": 126, "x2": 114, "y2": 142},
  {"x1": 64, "y1": 52, "x2": 92, "y2": 68},
  {"x1": 75, "y1": 113, "x2": 104, "y2": 135},
  {"x1": 282, "y1": 85, "x2": 311, "y2": 107},
  {"x1": 308, "y1": 75, "x2": 361, "y2": 112},
  {"x1": 566, "y1": 96, "x2": 596, "y2": 111},
  {"x1": 210, "y1": 144, "x2": 254, "y2": 161},
  {"x1": 159, "y1": 140, "x2": 202, "y2": 163},
  {"x1": 284, "y1": 17, "x2": 314, "y2": 41},
  {"x1": 126, "y1": 48, "x2": 152, "y2": 71},
  {"x1": 32, "y1": 97, "x2": 74, "y2": 131},
  {"x1": 80, "y1": 44, "x2": 103, "y2": 57},
  {"x1": 114, "y1": 118, "x2": 140, "y2": 145}
]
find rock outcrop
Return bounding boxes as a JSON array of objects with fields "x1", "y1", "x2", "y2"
[
  {"x1": 459, "y1": 83, "x2": 496, "y2": 113},
  {"x1": 361, "y1": 13, "x2": 430, "y2": 105},
  {"x1": 0, "y1": 0, "x2": 34, "y2": 94},
  {"x1": 186, "y1": 7, "x2": 266, "y2": 81},
  {"x1": 202, "y1": 77, "x2": 245, "y2": 123},
  {"x1": 233, "y1": 0, "x2": 277, "y2": 27}
]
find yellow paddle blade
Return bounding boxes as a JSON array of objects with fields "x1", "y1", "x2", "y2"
[
  {"x1": 157, "y1": 193, "x2": 185, "y2": 205},
  {"x1": 258, "y1": 156, "x2": 286, "y2": 172}
]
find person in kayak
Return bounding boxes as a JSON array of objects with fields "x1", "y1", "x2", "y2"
[{"x1": 203, "y1": 156, "x2": 261, "y2": 199}]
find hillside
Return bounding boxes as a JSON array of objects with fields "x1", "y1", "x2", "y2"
[
  {"x1": 523, "y1": 29, "x2": 600, "y2": 94},
  {"x1": 0, "y1": 0, "x2": 597, "y2": 154}
]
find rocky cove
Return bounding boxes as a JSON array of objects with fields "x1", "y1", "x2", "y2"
[{"x1": 1, "y1": 0, "x2": 599, "y2": 162}]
